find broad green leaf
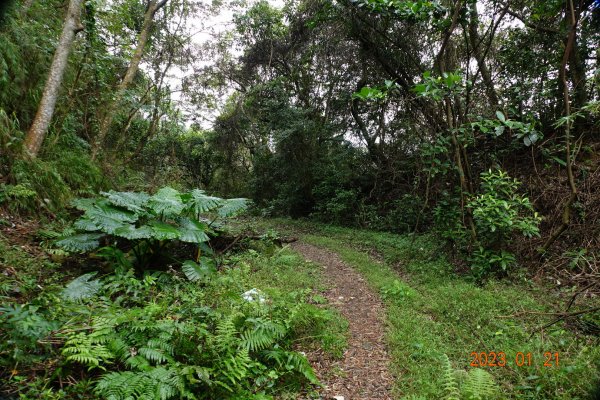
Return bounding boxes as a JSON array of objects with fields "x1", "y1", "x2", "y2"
[
  {"x1": 101, "y1": 190, "x2": 150, "y2": 213},
  {"x1": 182, "y1": 258, "x2": 217, "y2": 282},
  {"x1": 86, "y1": 202, "x2": 137, "y2": 234},
  {"x1": 148, "y1": 187, "x2": 185, "y2": 216},
  {"x1": 496, "y1": 110, "x2": 506, "y2": 122},
  {"x1": 148, "y1": 221, "x2": 180, "y2": 240},
  {"x1": 113, "y1": 224, "x2": 154, "y2": 240},
  {"x1": 71, "y1": 198, "x2": 98, "y2": 211},
  {"x1": 74, "y1": 217, "x2": 100, "y2": 231},
  {"x1": 184, "y1": 189, "x2": 222, "y2": 214},
  {"x1": 61, "y1": 272, "x2": 102, "y2": 301},
  {"x1": 56, "y1": 233, "x2": 104, "y2": 252},
  {"x1": 178, "y1": 218, "x2": 210, "y2": 243},
  {"x1": 494, "y1": 125, "x2": 505, "y2": 137},
  {"x1": 217, "y1": 198, "x2": 248, "y2": 218}
]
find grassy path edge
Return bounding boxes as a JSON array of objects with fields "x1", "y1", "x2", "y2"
[{"x1": 297, "y1": 231, "x2": 600, "y2": 400}]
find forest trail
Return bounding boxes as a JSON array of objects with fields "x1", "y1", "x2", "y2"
[{"x1": 291, "y1": 242, "x2": 394, "y2": 400}]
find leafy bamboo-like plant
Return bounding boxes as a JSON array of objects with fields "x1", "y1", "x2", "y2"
[{"x1": 56, "y1": 187, "x2": 247, "y2": 273}]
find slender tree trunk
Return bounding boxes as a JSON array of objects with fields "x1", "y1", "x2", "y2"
[
  {"x1": 91, "y1": 0, "x2": 168, "y2": 160},
  {"x1": 24, "y1": 0, "x2": 83, "y2": 157},
  {"x1": 468, "y1": 2, "x2": 499, "y2": 108},
  {"x1": 541, "y1": 0, "x2": 579, "y2": 253}
]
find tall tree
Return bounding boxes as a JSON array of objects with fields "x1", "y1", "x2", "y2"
[
  {"x1": 24, "y1": 0, "x2": 83, "y2": 157},
  {"x1": 91, "y1": 0, "x2": 168, "y2": 160}
]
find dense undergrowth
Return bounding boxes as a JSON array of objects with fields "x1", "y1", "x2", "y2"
[
  {"x1": 0, "y1": 216, "x2": 347, "y2": 399},
  {"x1": 260, "y1": 219, "x2": 600, "y2": 399}
]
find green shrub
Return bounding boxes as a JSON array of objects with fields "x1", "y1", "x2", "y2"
[
  {"x1": 56, "y1": 187, "x2": 248, "y2": 273},
  {"x1": 434, "y1": 170, "x2": 541, "y2": 278},
  {"x1": 466, "y1": 169, "x2": 541, "y2": 277}
]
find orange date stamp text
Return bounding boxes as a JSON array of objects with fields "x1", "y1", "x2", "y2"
[{"x1": 469, "y1": 351, "x2": 559, "y2": 367}]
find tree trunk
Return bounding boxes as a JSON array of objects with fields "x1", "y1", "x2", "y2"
[
  {"x1": 91, "y1": 0, "x2": 168, "y2": 160},
  {"x1": 468, "y1": 2, "x2": 499, "y2": 108},
  {"x1": 541, "y1": 0, "x2": 579, "y2": 253},
  {"x1": 24, "y1": 0, "x2": 83, "y2": 157}
]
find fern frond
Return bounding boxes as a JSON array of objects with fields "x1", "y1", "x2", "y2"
[
  {"x1": 107, "y1": 337, "x2": 129, "y2": 361},
  {"x1": 61, "y1": 272, "x2": 102, "y2": 301},
  {"x1": 95, "y1": 367, "x2": 184, "y2": 400},
  {"x1": 125, "y1": 354, "x2": 151, "y2": 371},
  {"x1": 138, "y1": 347, "x2": 169, "y2": 364},
  {"x1": 214, "y1": 315, "x2": 238, "y2": 352},
  {"x1": 147, "y1": 338, "x2": 175, "y2": 356},
  {"x1": 462, "y1": 368, "x2": 499, "y2": 400},
  {"x1": 264, "y1": 349, "x2": 319, "y2": 385},
  {"x1": 222, "y1": 348, "x2": 252, "y2": 385},
  {"x1": 240, "y1": 317, "x2": 286, "y2": 352},
  {"x1": 62, "y1": 332, "x2": 114, "y2": 370},
  {"x1": 441, "y1": 354, "x2": 460, "y2": 400}
]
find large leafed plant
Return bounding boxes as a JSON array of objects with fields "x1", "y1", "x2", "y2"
[{"x1": 56, "y1": 187, "x2": 247, "y2": 277}]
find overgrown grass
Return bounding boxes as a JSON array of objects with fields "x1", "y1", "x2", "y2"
[{"x1": 258, "y1": 219, "x2": 600, "y2": 399}]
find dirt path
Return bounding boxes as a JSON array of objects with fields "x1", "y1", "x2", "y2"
[{"x1": 291, "y1": 242, "x2": 393, "y2": 400}]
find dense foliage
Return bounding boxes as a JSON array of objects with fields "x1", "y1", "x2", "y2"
[
  {"x1": 1, "y1": 0, "x2": 600, "y2": 398},
  {"x1": 193, "y1": 0, "x2": 600, "y2": 279},
  {"x1": 1, "y1": 225, "x2": 345, "y2": 398}
]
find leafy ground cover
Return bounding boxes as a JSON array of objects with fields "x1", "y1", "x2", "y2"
[
  {"x1": 0, "y1": 227, "x2": 347, "y2": 399},
  {"x1": 258, "y1": 219, "x2": 600, "y2": 399}
]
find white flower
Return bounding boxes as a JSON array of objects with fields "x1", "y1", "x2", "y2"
[{"x1": 242, "y1": 288, "x2": 266, "y2": 304}]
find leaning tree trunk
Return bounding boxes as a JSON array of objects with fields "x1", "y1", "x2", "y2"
[
  {"x1": 91, "y1": 0, "x2": 167, "y2": 160},
  {"x1": 24, "y1": 0, "x2": 83, "y2": 157}
]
